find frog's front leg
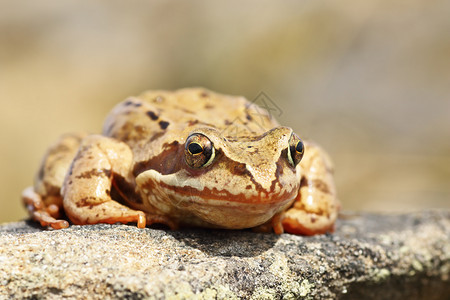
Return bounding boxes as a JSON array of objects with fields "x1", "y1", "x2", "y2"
[
  {"x1": 282, "y1": 142, "x2": 340, "y2": 235},
  {"x1": 61, "y1": 135, "x2": 146, "y2": 228}
]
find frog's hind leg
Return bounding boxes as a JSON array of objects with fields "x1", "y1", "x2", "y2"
[
  {"x1": 61, "y1": 135, "x2": 146, "y2": 228},
  {"x1": 282, "y1": 141, "x2": 340, "y2": 236},
  {"x1": 22, "y1": 133, "x2": 87, "y2": 229}
]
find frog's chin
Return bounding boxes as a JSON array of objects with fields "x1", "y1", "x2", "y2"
[{"x1": 136, "y1": 170, "x2": 298, "y2": 229}]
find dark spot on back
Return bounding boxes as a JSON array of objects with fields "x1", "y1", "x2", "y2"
[
  {"x1": 134, "y1": 125, "x2": 147, "y2": 135},
  {"x1": 159, "y1": 121, "x2": 170, "y2": 130},
  {"x1": 146, "y1": 111, "x2": 159, "y2": 121},
  {"x1": 200, "y1": 91, "x2": 209, "y2": 98},
  {"x1": 204, "y1": 103, "x2": 214, "y2": 109},
  {"x1": 187, "y1": 120, "x2": 199, "y2": 126},
  {"x1": 246, "y1": 113, "x2": 253, "y2": 121}
]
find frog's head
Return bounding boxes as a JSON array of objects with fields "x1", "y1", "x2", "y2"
[{"x1": 135, "y1": 126, "x2": 304, "y2": 229}]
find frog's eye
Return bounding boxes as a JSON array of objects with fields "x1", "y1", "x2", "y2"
[
  {"x1": 185, "y1": 133, "x2": 215, "y2": 168},
  {"x1": 287, "y1": 133, "x2": 304, "y2": 167}
]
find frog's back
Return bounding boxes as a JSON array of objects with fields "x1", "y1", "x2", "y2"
[
  {"x1": 103, "y1": 88, "x2": 279, "y2": 152},
  {"x1": 137, "y1": 88, "x2": 278, "y2": 133}
]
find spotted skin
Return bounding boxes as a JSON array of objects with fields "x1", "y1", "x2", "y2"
[{"x1": 22, "y1": 88, "x2": 339, "y2": 235}]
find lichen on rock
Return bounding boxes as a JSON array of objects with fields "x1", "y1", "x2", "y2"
[{"x1": 0, "y1": 211, "x2": 449, "y2": 299}]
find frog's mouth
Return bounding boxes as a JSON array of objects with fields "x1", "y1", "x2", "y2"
[{"x1": 136, "y1": 169, "x2": 298, "y2": 229}]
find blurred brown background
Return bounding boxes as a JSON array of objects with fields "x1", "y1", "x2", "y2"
[{"x1": 1, "y1": 0, "x2": 449, "y2": 224}]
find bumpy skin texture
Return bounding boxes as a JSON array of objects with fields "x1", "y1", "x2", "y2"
[{"x1": 22, "y1": 88, "x2": 339, "y2": 235}]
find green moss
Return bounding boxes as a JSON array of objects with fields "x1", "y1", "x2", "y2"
[
  {"x1": 299, "y1": 279, "x2": 313, "y2": 297},
  {"x1": 371, "y1": 268, "x2": 391, "y2": 282}
]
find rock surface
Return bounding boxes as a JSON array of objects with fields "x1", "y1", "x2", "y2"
[{"x1": 0, "y1": 211, "x2": 449, "y2": 299}]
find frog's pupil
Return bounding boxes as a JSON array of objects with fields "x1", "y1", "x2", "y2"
[
  {"x1": 295, "y1": 141, "x2": 304, "y2": 153},
  {"x1": 188, "y1": 142, "x2": 203, "y2": 155}
]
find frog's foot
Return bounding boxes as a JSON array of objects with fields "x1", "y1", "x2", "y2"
[
  {"x1": 146, "y1": 214, "x2": 179, "y2": 230},
  {"x1": 65, "y1": 200, "x2": 147, "y2": 229},
  {"x1": 21, "y1": 187, "x2": 69, "y2": 229}
]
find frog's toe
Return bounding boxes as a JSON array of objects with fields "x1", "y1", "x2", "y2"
[
  {"x1": 46, "y1": 204, "x2": 61, "y2": 218},
  {"x1": 49, "y1": 219, "x2": 70, "y2": 229},
  {"x1": 105, "y1": 211, "x2": 147, "y2": 228},
  {"x1": 30, "y1": 208, "x2": 69, "y2": 229},
  {"x1": 117, "y1": 212, "x2": 147, "y2": 228},
  {"x1": 137, "y1": 213, "x2": 146, "y2": 228},
  {"x1": 38, "y1": 213, "x2": 69, "y2": 229}
]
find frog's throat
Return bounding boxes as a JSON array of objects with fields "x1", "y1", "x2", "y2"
[
  {"x1": 135, "y1": 169, "x2": 298, "y2": 205},
  {"x1": 135, "y1": 169, "x2": 298, "y2": 229}
]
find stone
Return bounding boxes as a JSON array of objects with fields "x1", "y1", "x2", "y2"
[{"x1": 0, "y1": 210, "x2": 449, "y2": 299}]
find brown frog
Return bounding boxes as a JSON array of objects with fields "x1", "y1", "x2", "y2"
[{"x1": 22, "y1": 88, "x2": 339, "y2": 235}]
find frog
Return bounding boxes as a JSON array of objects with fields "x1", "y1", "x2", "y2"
[{"x1": 22, "y1": 88, "x2": 339, "y2": 235}]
